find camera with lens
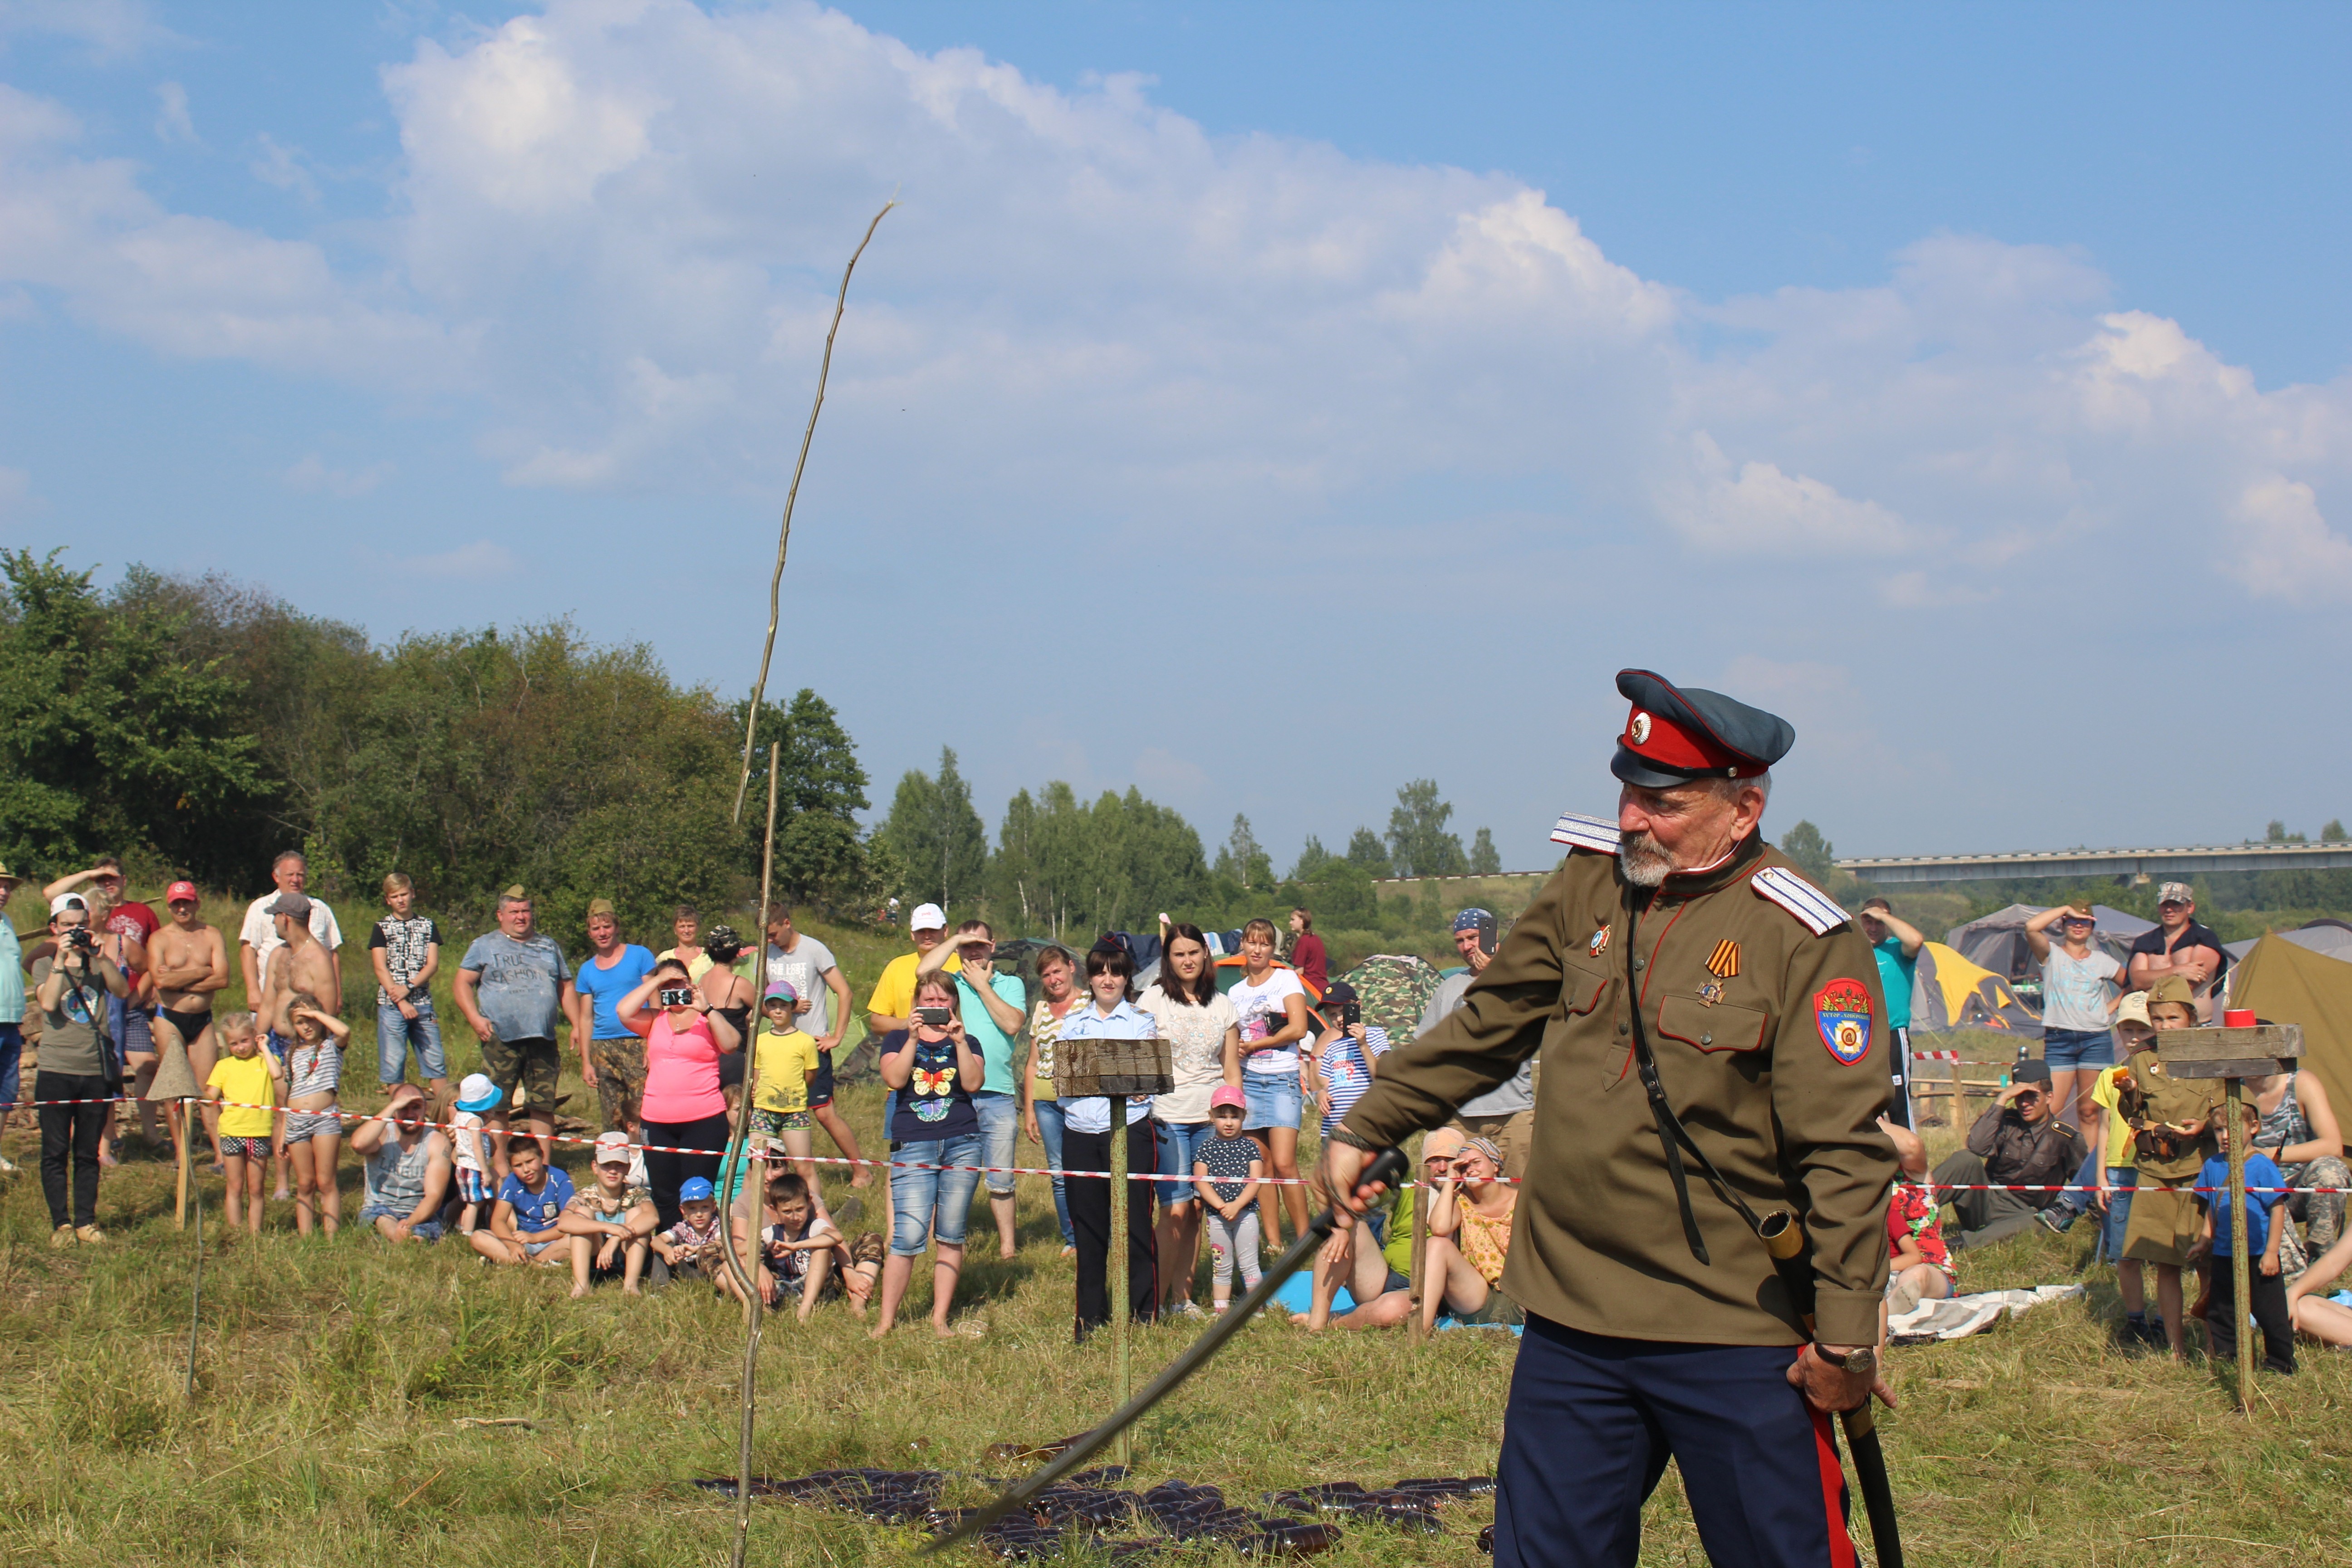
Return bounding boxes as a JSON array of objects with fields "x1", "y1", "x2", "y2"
[{"x1": 64, "y1": 925, "x2": 98, "y2": 955}]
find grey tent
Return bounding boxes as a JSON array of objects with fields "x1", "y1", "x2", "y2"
[
  {"x1": 2225, "y1": 919, "x2": 2352, "y2": 965},
  {"x1": 1945, "y1": 903, "x2": 2152, "y2": 998}
]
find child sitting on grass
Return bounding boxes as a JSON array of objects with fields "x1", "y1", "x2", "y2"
[
  {"x1": 2195, "y1": 1100, "x2": 2295, "y2": 1375},
  {"x1": 1193, "y1": 1086, "x2": 1264, "y2": 1313},
  {"x1": 470, "y1": 1134, "x2": 575, "y2": 1268},
  {"x1": 449, "y1": 1073, "x2": 502, "y2": 1235},
  {"x1": 202, "y1": 1011, "x2": 277, "y2": 1236},
  {"x1": 758, "y1": 1172, "x2": 850, "y2": 1321},
  {"x1": 558, "y1": 1131, "x2": 658, "y2": 1298},
  {"x1": 1880, "y1": 1118, "x2": 1954, "y2": 1321},
  {"x1": 655, "y1": 1176, "x2": 749, "y2": 1300}
]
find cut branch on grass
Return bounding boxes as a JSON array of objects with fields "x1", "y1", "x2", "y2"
[{"x1": 733, "y1": 199, "x2": 896, "y2": 823}]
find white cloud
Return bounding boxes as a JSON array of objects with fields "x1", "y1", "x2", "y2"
[
  {"x1": 248, "y1": 133, "x2": 318, "y2": 202},
  {"x1": 403, "y1": 540, "x2": 519, "y2": 578},
  {"x1": 283, "y1": 454, "x2": 392, "y2": 497},
  {"x1": 0, "y1": 0, "x2": 2346, "y2": 632},
  {"x1": 0, "y1": 0, "x2": 174, "y2": 59},
  {"x1": 152, "y1": 80, "x2": 194, "y2": 145},
  {"x1": 2225, "y1": 477, "x2": 2352, "y2": 604}
]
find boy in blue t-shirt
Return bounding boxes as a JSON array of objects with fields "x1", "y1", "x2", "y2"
[
  {"x1": 470, "y1": 1136, "x2": 577, "y2": 1269},
  {"x1": 2197, "y1": 1101, "x2": 2295, "y2": 1374}
]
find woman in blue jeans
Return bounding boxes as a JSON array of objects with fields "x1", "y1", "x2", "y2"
[
  {"x1": 2027, "y1": 902, "x2": 2122, "y2": 1154},
  {"x1": 1021, "y1": 946, "x2": 1081, "y2": 1254},
  {"x1": 872, "y1": 972, "x2": 986, "y2": 1338}
]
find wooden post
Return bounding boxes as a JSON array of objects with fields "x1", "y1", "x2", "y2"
[
  {"x1": 2225, "y1": 1077, "x2": 2255, "y2": 1412},
  {"x1": 1110, "y1": 1117, "x2": 1131, "y2": 1468},
  {"x1": 1950, "y1": 1056, "x2": 1964, "y2": 1124},
  {"x1": 176, "y1": 1116, "x2": 192, "y2": 1229},
  {"x1": 1408, "y1": 1148, "x2": 1430, "y2": 1344}
]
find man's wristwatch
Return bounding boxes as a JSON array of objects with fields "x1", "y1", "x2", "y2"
[{"x1": 1815, "y1": 1343, "x2": 1876, "y2": 1376}]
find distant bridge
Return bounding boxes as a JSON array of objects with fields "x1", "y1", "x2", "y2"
[{"x1": 1836, "y1": 842, "x2": 2352, "y2": 887}]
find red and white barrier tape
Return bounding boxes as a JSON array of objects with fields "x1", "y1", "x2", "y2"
[
  {"x1": 1911, "y1": 1050, "x2": 1961, "y2": 1062},
  {"x1": 19, "y1": 1097, "x2": 2342, "y2": 1194}
]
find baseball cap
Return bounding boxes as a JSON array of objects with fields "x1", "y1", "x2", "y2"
[
  {"x1": 267, "y1": 891, "x2": 312, "y2": 919},
  {"x1": 763, "y1": 980, "x2": 801, "y2": 1008},
  {"x1": 1320, "y1": 979, "x2": 1358, "y2": 1009},
  {"x1": 2156, "y1": 882, "x2": 2194, "y2": 906},
  {"x1": 2013, "y1": 1059, "x2": 2053, "y2": 1086},
  {"x1": 49, "y1": 892, "x2": 86, "y2": 916},
  {"x1": 910, "y1": 902, "x2": 948, "y2": 932},
  {"x1": 586, "y1": 897, "x2": 617, "y2": 920},
  {"x1": 2115, "y1": 991, "x2": 2153, "y2": 1029},
  {"x1": 593, "y1": 1130, "x2": 634, "y2": 1166},
  {"x1": 166, "y1": 880, "x2": 200, "y2": 905},
  {"x1": 1452, "y1": 908, "x2": 1495, "y2": 934},
  {"x1": 454, "y1": 1073, "x2": 504, "y2": 1114},
  {"x1": 1209, "y1": 1084, "x2": 1247, "y2": 1112},
  {"x1": 678, "y1": 1176, "x2": 716, "y2": 1204}
]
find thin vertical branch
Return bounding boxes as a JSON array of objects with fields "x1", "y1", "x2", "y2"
[
  {"x1": 723, "y1": 743, "x2": 784, "y2": 1568},
  {"x1": 734, "y1": 199, "x2": 897, "y2": 823}
]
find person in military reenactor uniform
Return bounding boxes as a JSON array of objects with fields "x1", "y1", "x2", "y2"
[
  {"x1": 2116, "y1": 973, "x2": 2221, "y2": 1358},
  {"x1": 1321, "y1": 669, "x2": 1899, "y2": 1568}
]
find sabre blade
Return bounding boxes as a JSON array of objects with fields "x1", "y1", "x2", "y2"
[{"x1": 925, "y1": 1148, "x2": 1406, "y2": 1556}]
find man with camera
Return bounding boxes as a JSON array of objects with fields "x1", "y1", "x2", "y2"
[
  {"x1": 1322, "y1": 670, "x2": 1897, "y2": 1568},
  {"x1": 1929, "y1": 1058, "x2": 2082, "y2": 1250},
  {"x1": 34, "y1": 894, "x2": 130, "y2": 1245}
]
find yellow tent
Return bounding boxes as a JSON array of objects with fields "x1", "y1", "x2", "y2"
[
  {"x1": 2229, "y1": 935, "x2": 2352, "y2": 1127},
  {"x1": 1908, "y1": 941, "x2": 2042, "y2": 1036}
]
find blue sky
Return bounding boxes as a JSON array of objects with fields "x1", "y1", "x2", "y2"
[{"x1": 5, "y1": 1, "x2": 2351, "y2": 870}]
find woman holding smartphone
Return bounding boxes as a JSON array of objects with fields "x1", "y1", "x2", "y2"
[
  {"x1": 617, "y1": 958, "x2": 741, "y2": 1230},
  {"x1": 872, "y1": 973, "x2": 987, "y2": 1338}
]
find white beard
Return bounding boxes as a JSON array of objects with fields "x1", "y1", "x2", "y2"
[{"x1": 1620, "y1": 831, "x2": 1671, "y2": 887}]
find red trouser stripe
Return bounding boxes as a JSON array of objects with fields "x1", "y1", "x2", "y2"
[{"x1": 1809, "y1": 1407, "x2": 1860, "y2": 1568}]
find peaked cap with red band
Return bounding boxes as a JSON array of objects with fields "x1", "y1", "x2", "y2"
[{"x1": 1610, "y1": 669, "x2": 1796, "y2": 789}]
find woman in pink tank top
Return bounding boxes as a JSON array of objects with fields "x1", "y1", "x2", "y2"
[{"x1": 617, "y1": 958, "x2": 740, "y2": 1229}]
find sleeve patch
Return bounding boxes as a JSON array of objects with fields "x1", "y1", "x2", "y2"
[
  {"x1": 1550, "y1": 812, "x2": 1622, "y2": 854},
  {"x1": 1752, "y1": 866, "x2": 1848, "y2": 936},
  {"x1": 1814, "y1": 978, "x2": 1874, "y2": 1064}
]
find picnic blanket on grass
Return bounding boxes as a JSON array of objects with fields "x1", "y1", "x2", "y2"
[{"x1": 1889, "y1": 1284, "x2": 2084, "y2": 1343}]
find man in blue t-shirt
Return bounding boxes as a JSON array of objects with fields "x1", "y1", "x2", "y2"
[
  {"x1": 2200, "y1": 1104, "x2": 2296, "y2": 1374},
  {"x1": 1859, "y1": 897, "x2": 1925, "y2": 1128},
  {"x1": 569, "y1": 897, "x2": 657, "y2": 1136},
  {"x1": 470, "y1": 1134, "x2": 577, "y2": 1268},
  {"x1": 455, "y1": 887, "x2": 576, "y2": 1176}
]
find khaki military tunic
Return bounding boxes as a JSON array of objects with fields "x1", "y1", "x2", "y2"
[{"x1": 1340, "y1": 822, "x2": 1896, "y2": 1349}]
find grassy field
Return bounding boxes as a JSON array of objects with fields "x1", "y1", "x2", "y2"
[{"x1": 6, "y1": 903, "x2": 2348, "y2": 1565}]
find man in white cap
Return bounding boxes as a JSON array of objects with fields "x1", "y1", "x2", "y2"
[
  {"x1": 864, "y1": 902, "x2": 960, "y2": 1038},
  {"x1": 2127, "y1": 882, "x2": 2229, "y2": 1019}
]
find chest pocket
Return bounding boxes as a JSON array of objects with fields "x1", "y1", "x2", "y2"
[
  {"x1": 1557, "y1": 960, "x2": 1612, "y2": 1019},
  {"x1": 1656, "y1": 994, "x2": 1769, "y2": 1054}
]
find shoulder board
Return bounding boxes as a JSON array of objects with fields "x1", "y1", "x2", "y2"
[
  {"x1": 1550, "y1": 812, "x2": 1621, "y2": 855},
  {"x1": 1751, "y1": 866, "x2": 1849, "y2": 936}
]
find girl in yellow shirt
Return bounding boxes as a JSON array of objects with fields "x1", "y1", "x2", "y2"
[
  {"x1": 202, "y1": 1012, "x2": 281, "y2": 1235},
  {"x1": 749, "y1": 983, "x2": 823, "y2": 1201}
]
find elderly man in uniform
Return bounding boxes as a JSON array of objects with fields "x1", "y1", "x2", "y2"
[{"x1": 1323, "y1": 670, "x2": 1898, "y2": 1568}]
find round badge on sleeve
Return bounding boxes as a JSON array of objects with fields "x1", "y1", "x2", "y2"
[{"x1": 1813, "y1": 979, "x2": 1873, "y2": 1065}]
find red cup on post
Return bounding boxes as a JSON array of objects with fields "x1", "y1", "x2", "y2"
[{"x1": 2222, "y1": 1009, "x2": 2257, "y2": 1028}]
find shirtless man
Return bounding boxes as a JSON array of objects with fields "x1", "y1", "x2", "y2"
[
  {"x1": 261, "y1": 892, "x2": 342, "y2": 1198},
  {"x1": 150, "y1": 881, "x2": 230, "y2": 1168},
  {"x1": 2126, "y1": 882, "x2": 2229, "y2": 1020}
]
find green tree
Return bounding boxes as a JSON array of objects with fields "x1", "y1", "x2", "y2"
[
  {"x1": 1212, "y1": 813, "x2": 1273, "y2": 890},
  {"x1": 1297, "y1": 855, "x2": 1375, "y2": 928},
  {"x1": 732, "y1": 688, "x2": 872, "y2": 904},
  {"x1": 2324, "y1": 820, "x2": 2347, "y2": 843},
  {"x1": 1344, "y1": 826, "x2": 1393, "y2": 878},
  {"x1": 1291, "y1": 834, "x2": 1334, "y2": 883},
  {"x1": 2266, "y1": 820, "x2": 2308, "y2": 844},
  {"x1": 1386, "y1": 779, "x2": 1466, "y2": 878},
  {"x1": 1780, "y1": 820, "x2": 1836, "y2": 884},
  {"x1": 877, "y1": 746, "x2": 989, "y2": 910},
  {"x1": 0, "y1": 553, "x2": 264, "y2": 876},
  {"x1": 1469, "y1": 826, "x2": 1501, "y2": 875}
]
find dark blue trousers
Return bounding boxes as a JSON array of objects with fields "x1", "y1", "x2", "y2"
[{"x1": 1495, "y1": 1315, "x2": 1858, "y2": 1568}]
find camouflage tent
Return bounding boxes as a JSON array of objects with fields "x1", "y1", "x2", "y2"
[{"x1": 1336, "y1": 953, "x2": 1446, "y2": 1046}]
